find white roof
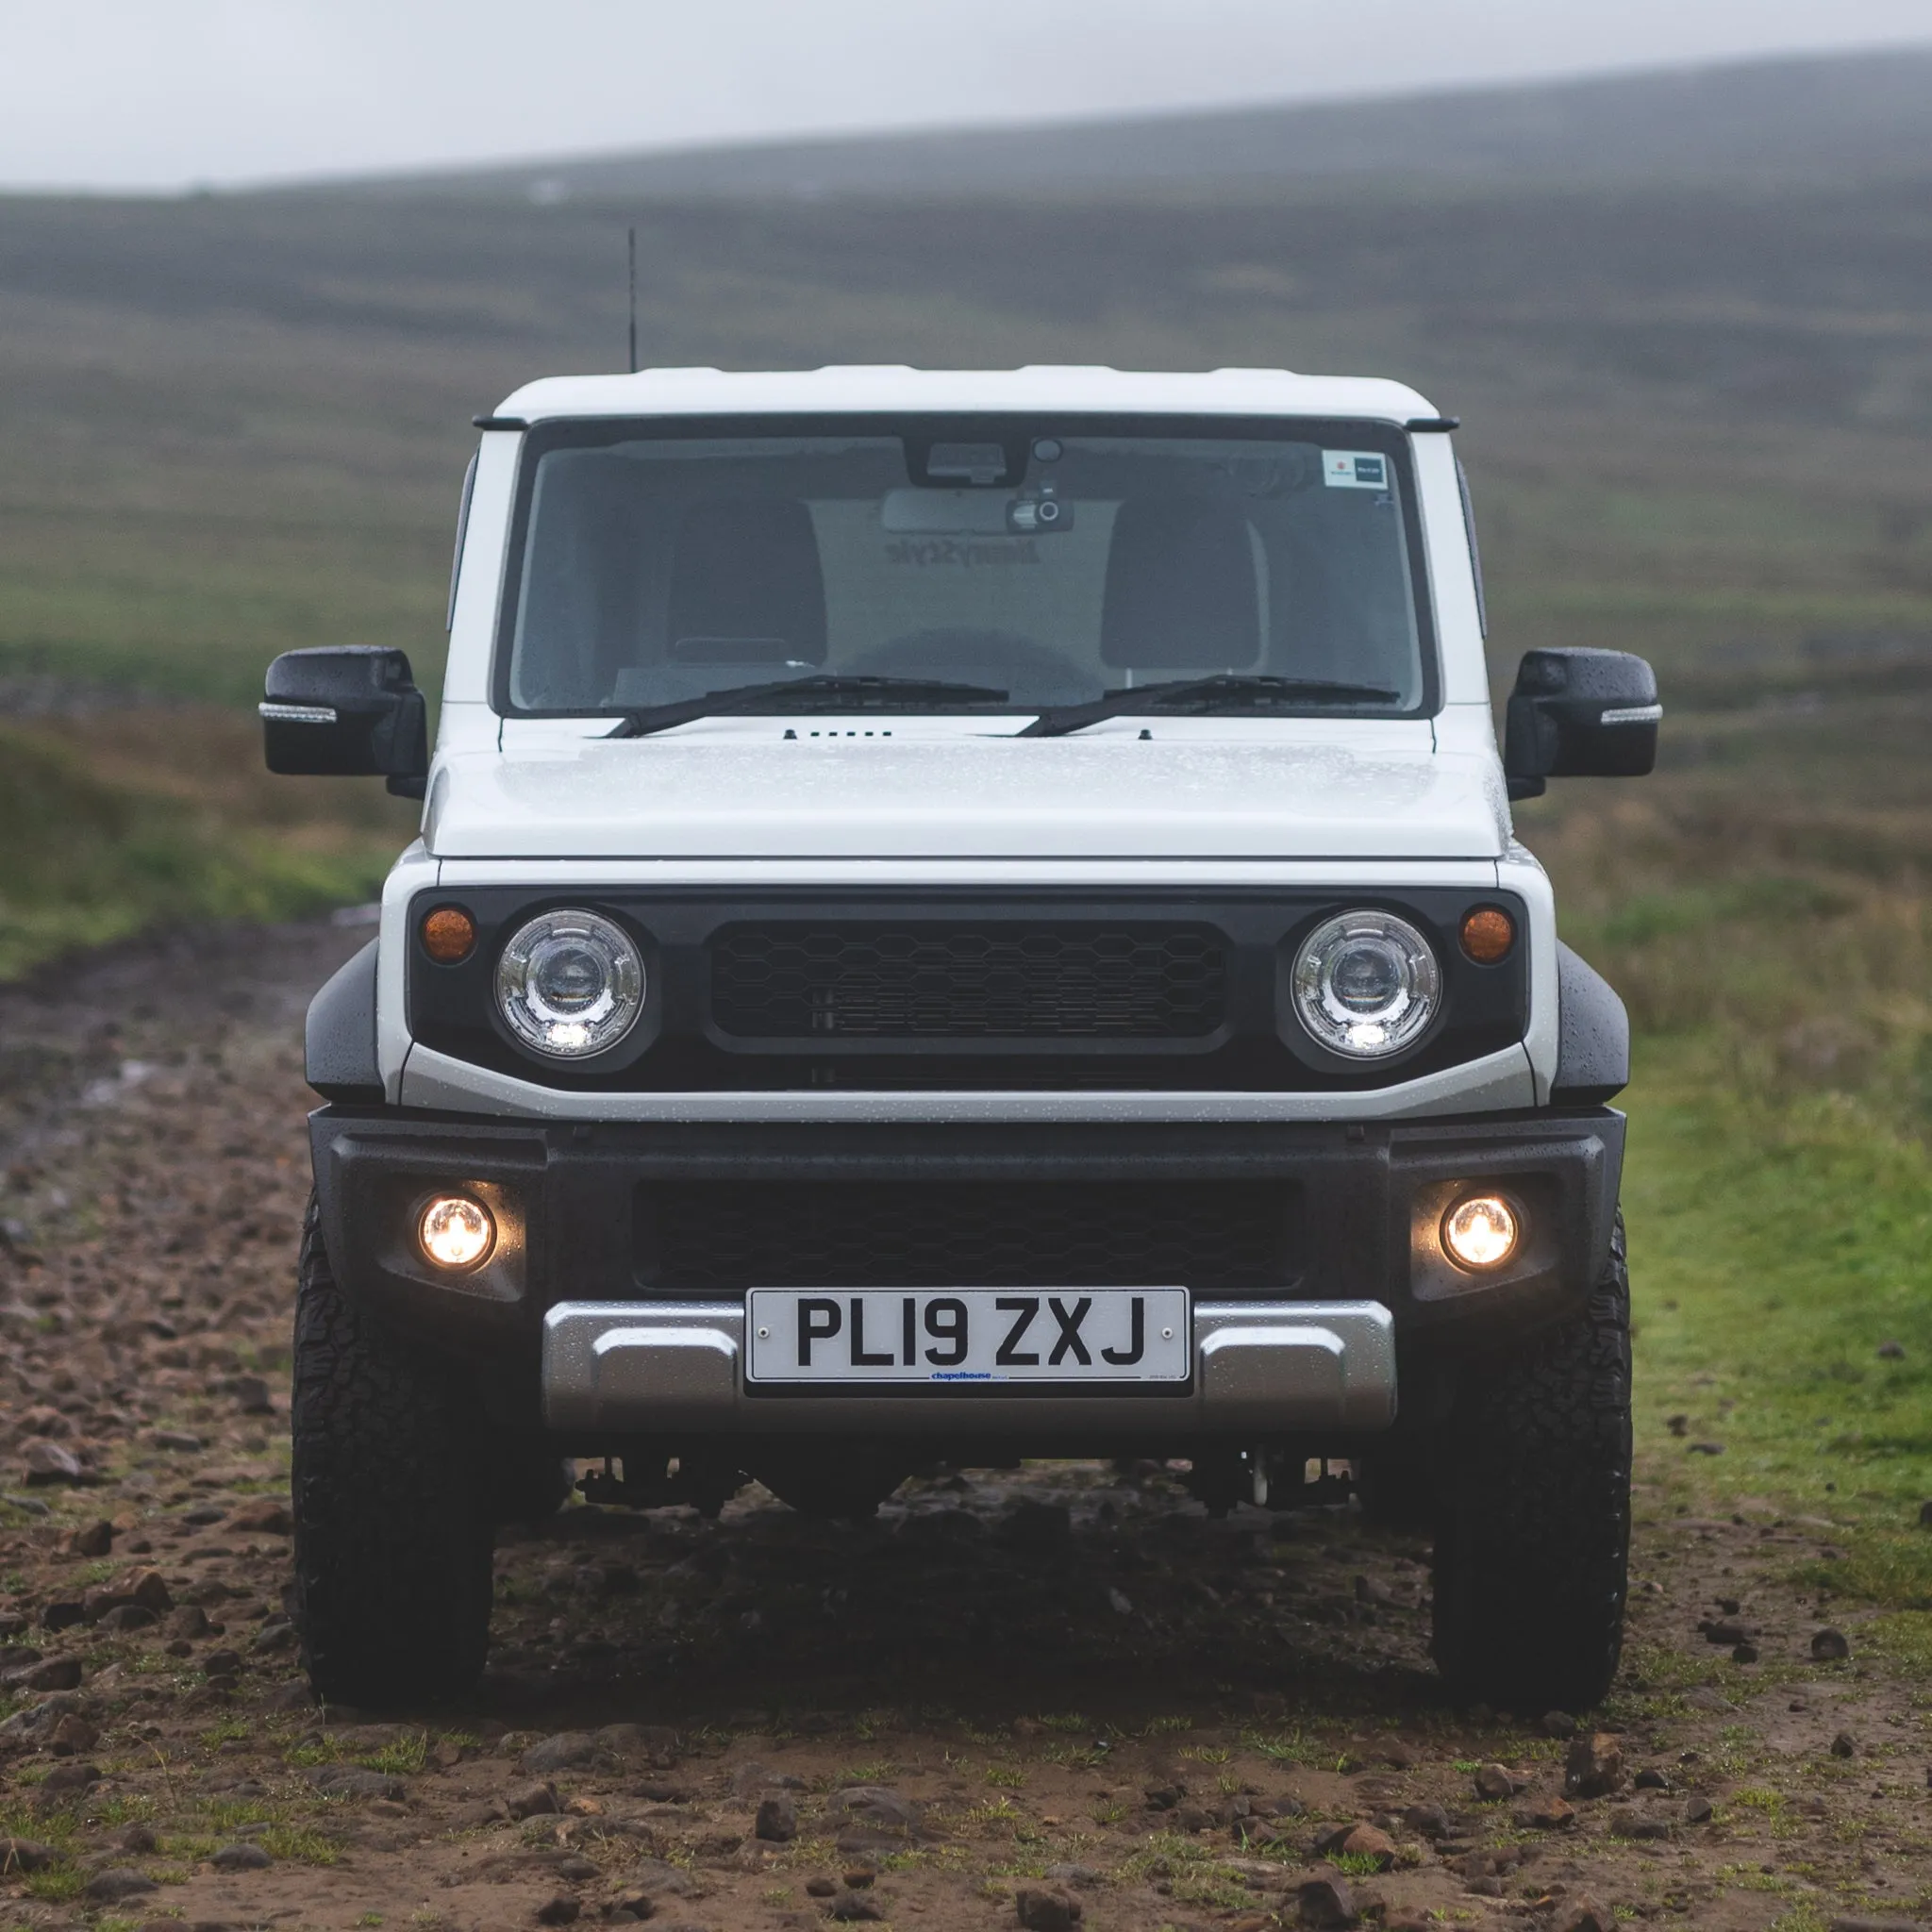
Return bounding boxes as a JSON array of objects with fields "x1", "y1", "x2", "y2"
[{"x1": 492, "y1": 364, "x2": 1440, "y2": 425}]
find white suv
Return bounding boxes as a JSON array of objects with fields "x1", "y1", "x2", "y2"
[{"x1": 261, "y1": 365, "x2": 1659, "y2": 1712}]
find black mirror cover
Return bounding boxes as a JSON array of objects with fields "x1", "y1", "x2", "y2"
[
  {"x1": 261, "y1": 646, "x2": 428, "y2": 794},
  {"x1": 1505, "y1": 647, "x2": 1659, "y2": 799}
]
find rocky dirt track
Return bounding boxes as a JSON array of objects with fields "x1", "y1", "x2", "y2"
[{"x1": 0, "y1": 920, "x2": 1924, "y2": 1932}]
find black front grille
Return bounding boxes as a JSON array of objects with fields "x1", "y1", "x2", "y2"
[
  {"x1": 710, "y1": 924, "x2": 1227, "y2": 1039},
  {"x1": 637, "y1": 1178, "x2": 1293, "y2": 1292}
]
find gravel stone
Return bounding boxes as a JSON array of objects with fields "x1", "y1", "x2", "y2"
[
  {"x1": 1294, "y1": 1874, "x2": 1358, "y2": 1929},
  {"x1": 1336, "y1": 1824, "x2": 1395, "y2": 1868},
  {"x1": 308, "y1": 1765, "x2": 407, "y2": 1801},
  {"x1": 15, "y1": 1657, "x2": 81, "y2": 1690},
  {"x1": 1554, "y1": 1902, "x2": 1617, "y2": 1932},
  {"x1": 22, "y1": 1441, "x2": 84, "y2": 1484},
  {"x1": 521, "y1": 1730, "x2": 600, "y2": 1774},
  {"x1": 1564, "y1": 1732, "x2": 1625, "y2": 1798},
  {"x1": 1608, "y1": 1807, "x2": 1672, "y2": 1840},
  {"x1": 756, "y1": 1794, "x2": 799, "y2": 1841},
  {"x1": 85, "y1": 1867, "x2": 158, "y2": 1900},
  {"x1": 504, "y1": 1779, "x2": 560, "y2": 1819},
  {"x1": 1519, "y1": 1796, "x2": 1576, "y2": 1829},
  {"x1": 227, "y1": 1498, "x2": 293, "y2": 1534},
  {"x1": 47, "y1": 1712, "x2": 98, "y2": 1755},
  {"x1": 1402, "y1": 1803, "x2": 1452, "y2": 1838},
  {"x1": 1015, "y1": 1887, "x2": 1083, "y2": 1932},
  {"x1": 231, "y1": 1374, "x2": 275, "y2": 1412},
  {"x1": 212, "y1": 1840, "x2": 273, "y2": 1869},
  {"x1": 825, "y1": 1786, "x2": 918, "y2": 1830}
]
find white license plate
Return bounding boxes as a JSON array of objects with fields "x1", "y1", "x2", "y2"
[{"x1": 745, "y1": 1288, "x2": 1191, "y2": 1386}]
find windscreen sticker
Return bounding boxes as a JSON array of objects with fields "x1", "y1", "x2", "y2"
[
  {"x1": 1322, "y1": 450, "x2": 1390, "y2": 490},
  {"x1": 884, "y1": 538, "x2": 1041, "y2": 568}
]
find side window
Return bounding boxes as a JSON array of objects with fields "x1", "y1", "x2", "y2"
[
  {"x1": 1456, "y1": 456, "x2": 1488, "y2": 639},
  {"x1": 447, "y1": 452, "x2": 478, "y2": 632}
]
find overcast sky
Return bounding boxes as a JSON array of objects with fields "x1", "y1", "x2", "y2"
[{"x1": 5, "y1": 0, "x2": 1930, "y2": 192}]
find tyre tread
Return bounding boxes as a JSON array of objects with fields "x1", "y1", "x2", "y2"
[
  {"x1": 1431, "y1": 1211, "x2": 1633, "y2": 1711},
  {"x1": 291, "y1": 1194, "x2": 492, "y2": 1707}
]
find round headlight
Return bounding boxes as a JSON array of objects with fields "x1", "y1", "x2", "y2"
[
  {"x1": 495, "y1": 908, "x2": 644, "y2": 1058},
  {"x1": 1291, "y1": 909, "x2": 1441, "y2": 1058}
]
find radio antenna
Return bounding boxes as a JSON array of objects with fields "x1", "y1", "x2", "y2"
[{"x1": 626, "y1": 225, "x2": 638, "y2": 375}]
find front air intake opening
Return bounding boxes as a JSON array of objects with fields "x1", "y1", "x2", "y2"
[{"x1": 633, "y1": 1177, "x2": 1299, "y2": 1295}]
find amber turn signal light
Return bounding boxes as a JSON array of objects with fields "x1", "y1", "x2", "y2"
[
  {"x1": 421, "y1": 905, "x2": 477, "y2": 964},
  {"x1": 1458, "y1": 906, "x2": 1516, "y2": 964}
]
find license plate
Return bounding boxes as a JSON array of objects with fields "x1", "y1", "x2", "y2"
[{"x1": 745, "y1": 1288, "x2": 1191, "y2": 1386}]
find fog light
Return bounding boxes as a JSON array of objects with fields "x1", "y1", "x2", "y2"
[
  {"x1": 419, "y1": 1195, "x2": 494, "y2": 1271},
  {"x1": 1441, "y1": 1193, "x2": 1521, "y2": 1270}
]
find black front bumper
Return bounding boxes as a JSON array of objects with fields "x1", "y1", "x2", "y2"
[{"x1": 308, "y1": 1106, "x2": 1624, "y2": 1425}]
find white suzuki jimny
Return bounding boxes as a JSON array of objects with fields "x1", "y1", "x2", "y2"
[{"x1": 261, "y1": 366, "x2": 1658, "y2": 1713}]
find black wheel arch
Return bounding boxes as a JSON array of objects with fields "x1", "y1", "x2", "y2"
[{"x1": 307, "y1": 939, "x2": 382, "y2": 1104}]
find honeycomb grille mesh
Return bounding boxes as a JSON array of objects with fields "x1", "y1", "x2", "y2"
[
  {"x1": 710, "y1": 925, "x2": 1227, "y2": 1038},
  {"x1": 641, "y1": 1179, "x2": 1290, "y2": 1292}
]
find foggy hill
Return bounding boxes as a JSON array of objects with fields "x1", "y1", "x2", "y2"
[{"x1": 318, "y1": 43, "x2": 1932, "y2": 202}]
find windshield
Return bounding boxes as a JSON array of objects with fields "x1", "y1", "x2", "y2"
[{"x1": 496, "y1": 416, "x2": 1435, "y2": 718}]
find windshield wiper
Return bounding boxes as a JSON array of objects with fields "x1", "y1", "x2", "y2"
[
  {"x1": 608, "y1": 675, "x2": 1011, "y2": 739},
  {"x1": 1016, "y1": 674, "x2": 1404, "y2": 739}
]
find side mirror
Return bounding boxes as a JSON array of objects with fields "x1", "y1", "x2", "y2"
[
  {"x1": 261, "y1": 646, "x2": 429, "y2": 799},
  {"x1": 1504, "y1": 647, "x2": 1659, "y2": 801}
]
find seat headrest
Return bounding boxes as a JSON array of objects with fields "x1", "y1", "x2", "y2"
[
  {"x1": 668, "y1": 499, "x2": 827, "y2": 665},
  {"x1": 1100, "y1": 498, "x2": 1261, "y2": 670}
]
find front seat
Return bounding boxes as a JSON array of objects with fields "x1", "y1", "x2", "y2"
[
  {"x1": 1100, "y1": 497, "x2": 1261, "y2": 672},
  {"x1": 666, "y1": 499, "x2": 828, "y2": 666}
]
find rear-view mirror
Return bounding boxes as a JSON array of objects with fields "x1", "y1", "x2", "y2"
[
  {"x1": 1504, "y1": 647, "x2": 1660, "y2": 800},
  {"x1": 260, "y1": 646, "x2": 429, "y2": 799}
]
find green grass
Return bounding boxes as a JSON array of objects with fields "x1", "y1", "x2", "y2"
[
  {"x1": 24, "y1": 1866, "x2": 85, "y2": 1902},
  {"x1": 358, "y1": 1732, "x2": 429, "y2": 1776},
  {"x1": 0, "y1": 710, "x2": 410, "y2": 978},
  {"x1": 1625, "y1": 1063, "x2": 1932, "y2": 1531},
  {"x1": 258, "y1": 1824, "x2": 339, "y2": 1866}
]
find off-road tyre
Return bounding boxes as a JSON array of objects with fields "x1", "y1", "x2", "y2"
[
  {"x1": 291, "y1": 1194, "x2": 494, "y2": 1707},
  {"x1": 1430, "y1": 1209, "x2": 1632, "y2": 1712}
]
